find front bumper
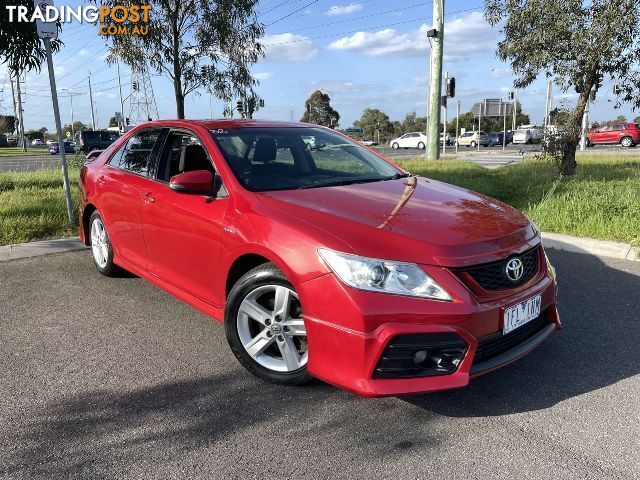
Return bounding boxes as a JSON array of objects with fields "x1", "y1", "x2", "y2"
[{"x1": 297, "y1": 264, "x2": 560, "y2": 397}]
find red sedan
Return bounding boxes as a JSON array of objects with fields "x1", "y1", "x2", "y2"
[{"x1": 78, "y1": 119, "x2": 560, "y2": 397}]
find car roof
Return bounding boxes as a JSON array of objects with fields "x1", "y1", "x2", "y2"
[{"x1": 131, "y1": 119, "x2": 319, "y2": 130}]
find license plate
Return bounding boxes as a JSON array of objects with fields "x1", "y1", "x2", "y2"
[{"x1": 503, "y1": 294, "x2": 542, "y2": 335}]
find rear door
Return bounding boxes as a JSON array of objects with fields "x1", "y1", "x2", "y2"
[
  {"x1": 95, "y1": 127, "x2": 165, "y2": 270},
  {"x1": 141, "y1": 129, "x2": 229, "y2": 307}
]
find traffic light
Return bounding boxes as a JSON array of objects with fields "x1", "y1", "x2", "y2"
[
  {"x1": 259, "y1": 99, "x2": 265, "y2": 108},
  {"x1": 595, "y1": 73, "x2": 603, "y2": 91},
  {"x1": 575, "y1": 84, "x2": 583, "y2": 93},
  {"x1": 236, "y1": 100, "x2": 244, "y2": 115},
  {"x1": 508, "y1": 91, "x2": 514, "y2": 100},
  {"x1": 590, "y1": 90, "x2": 596, "y2": 102},
  {"x1": 132, "y1": 81, "x2": 139, "y2": 91},
  {"x1": 247, "y1": 98, "x2": 256, "y2": 118},
  {"x1": 125, "y1": 117, "x2": 130, "y2": 125},
  {"x1": 441, "y1": 95, "x2": 447, "y2": 107},
  {"x1": 445, "y1": 77, "x2": 456, "y2": 98},
  {"x1": 613, "y1": 84, "x2": 621, "y2": 95}
]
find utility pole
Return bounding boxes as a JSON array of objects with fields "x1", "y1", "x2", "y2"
[
  {"x1": 512, "y1": 89, "x2": 517, "y2": 131},
  {"x1": 502, "y1": 100, "x2": 507, "y2": 150},
  {"x1": 61, "y1": 88, "x2": 75, "y2": 139},
  {"x1": 544, "y1": 79, "x2": 552, "y2": 129},
  {"x1": 442, "y1": 71, "x2": 448, "y2": 155},
  {"x1": 41, "y1": 28, "x2": 73, "y2": 224},
  {"x1": 9, "y1": 72, "x2": 18, "y2": 136},
  {"x1": 426, "y1": 0, "x2": 444, "y2": 161},
  {"x1": 580, "y1": 98, "x2": 589, "y2": 151},
  {"x1": 88, "y1": 73, "x2": 96, "y2": 130},
  {"x1": 455, "y1": 100, "x2": 460, "y2": 154},
  {"x1": 117, "y1": 60, "x2": 124, "y2": 131},
  {"x1": 14, "y1": 70, "x2": 27, "y2": 152}
]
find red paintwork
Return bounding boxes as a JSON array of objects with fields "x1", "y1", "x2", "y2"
[
  {"x1": 588, "y1": 122, "x2": 640, "y2": 146},
  {"x1": 78, "y1": 119, "x2": 560, "y2": 397},
  {"x1": 170, "y1": 170, "x2": 214, "y2": 193}
]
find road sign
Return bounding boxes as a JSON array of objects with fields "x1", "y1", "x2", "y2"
[
  {"x1": 114, "y1": 111, "x2": 123, "y2": 123},
  {"x1": 471, "y1": 99, "x2": 513, "y2": 117},
  {"x1": 345, "y1": 128, "x2": 364, "y2": 135},
  {"x1": 34, "y1": 0, "x2": 58, "y2": 40}
]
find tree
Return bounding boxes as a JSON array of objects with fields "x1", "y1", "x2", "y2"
[
  {"x1": 0, "y1": 115, "x2": 16, "y2": 134},
  {"x1": 108, "y1": 116, "x2": 118, "y2": 128},
  {"x1": 25, "y1": 129, "x2": 45, "y2": 141},
  {"x1": 63, "y1": 121, "x2": 88, "y2": 135},
  {"x1": 615, "y1": 114, "x2": 627, "y2": 122},
  {"x1": 301, "y1": 91, "x2": 340, "y2": 128},
  {"x1": 486, "y1": 0, "x2": 640, "y2": 175},
  {"x1": 98, "y1": 0, "x2": 264, "y2": 119},
  {"x1": 634, "y1": 116, "x2": 640, "y2": 124},
  {"x1": 352, "y1": 108, "x2": 393, "y2": 141},
  {"x1": 401, "y1": 111, "x2": 427, "y2": 135}
]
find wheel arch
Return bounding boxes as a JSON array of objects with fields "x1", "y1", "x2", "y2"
[
  {"x1": 81, "y1": 203, "x2": 97, "y2": 245},
  {"x1": 225, "y1": 253, "x2": 273, "y2": 298}
]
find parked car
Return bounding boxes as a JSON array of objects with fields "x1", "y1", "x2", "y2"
[
  {"x1": 389, "y1": 132, "x2": 427, "y2": 149},
  {"x1": 487, "y1": 132, "x2": 506, "y2": 146},
  {"x1": 587, "y1": 123, "x2": 640, "y2": 147},
  {"x1": 441, "y1": 133, "x2": 453, "y2": 146},
  {"x1": 513, "y1": 125, "x2": 543, "y2": 144},
  {"x1": 6, "y1": 137, "x2": 17, "y2": 147},
  {"x1": 49, "y1": 141, "x2": 76, "y2": 155},
  {"x1": 360, "y1": 139, "x2": 378, "y2": 146},
  {"x1": 31, "y1": 139, "x2": 44, "y2": 146},
  {"x1": 75, "y1": 130, "x2": 120, "y2": 153},
  {"x1": 78, "y1": 119, "x2": 559, "y2": 397},
  {"x1": 456, "y1": 131, "x2": 491, "y2": 147}
]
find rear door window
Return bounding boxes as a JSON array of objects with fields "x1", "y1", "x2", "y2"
[{"x1": 109, "y1": 128, "x2": 163, "y2": 176}]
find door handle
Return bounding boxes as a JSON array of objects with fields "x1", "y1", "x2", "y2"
[
  {"x1": 97, "y1": 175, "x2": 106, "y2": 186},
  {"x1": 142, "y1": 192, "x2": 155, "y2": 204}
]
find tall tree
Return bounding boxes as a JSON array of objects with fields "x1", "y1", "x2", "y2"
[
  {"x1": 353, "y1": 108, "x2": 392, "y2": 141},
  {"x1": 401, "y1": 111, "x2": 427, "y2": 134},
  {"x1": 99, "y1": 0, "x2": 264, "y2": 119},
  {"x1": 485, "y1": 0, "x2": 640, "y2": 175},
  {"x1": 0, "y1": 115, "x2": 16, "y2": 134},
  {"x1": 301, "y1": 90, "x2": 340, "y2": 128}
]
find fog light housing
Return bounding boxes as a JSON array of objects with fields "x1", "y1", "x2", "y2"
[{"x1": 374, "y1": 333, "x2": 468, "y2": 379}]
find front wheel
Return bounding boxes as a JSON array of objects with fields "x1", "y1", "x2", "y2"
[
  {"x1": 225, "y1": 263, "x2": 312, "y2": 386},
  {"x1": 417, "y1": 142, "x2": 425, "y2": 150}
]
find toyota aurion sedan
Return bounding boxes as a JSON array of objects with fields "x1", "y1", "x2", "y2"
[{"x1": 78, "y1": 119, "x2": 560, "y2": 397}]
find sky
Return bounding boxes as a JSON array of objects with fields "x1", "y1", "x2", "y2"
[{"x1": 0, "y1": 0, "x2": 635, "y2": 132}]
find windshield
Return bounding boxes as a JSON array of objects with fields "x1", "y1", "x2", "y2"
[{"x1": 211, "y1": 127, "x2": 400, "y2": 192}]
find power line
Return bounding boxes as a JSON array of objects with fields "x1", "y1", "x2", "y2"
[{"x1": 265, "y1": 0, "x2": 320, "y2": 26}]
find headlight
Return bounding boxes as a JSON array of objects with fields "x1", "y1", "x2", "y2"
[{"x1": 318, "y1": 248, "x2": 453, "y2": 301}]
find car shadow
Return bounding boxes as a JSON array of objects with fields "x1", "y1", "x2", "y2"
[{"x1": 403, "y1": 249, "x2": 640, "y2": 416}]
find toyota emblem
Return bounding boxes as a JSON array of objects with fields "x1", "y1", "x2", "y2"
[{"x1": 505, "y1": 258, "x2": 524, "y2": 282}]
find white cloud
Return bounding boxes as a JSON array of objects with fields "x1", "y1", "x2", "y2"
[
  {"x1": 490, "y1": 67, "x2": 512, "y2": 79},
  {"x1": 328, "y1": 11, "x2": 498, "y2": 61},
  {"x1": 254, "y1": 72, "x2": 274, "y2": 80},
  {"x1": 308, "y1": 79, "x2": 382, "y2": 94},
  {"x1": 262, "y1": 33, "x2": 318, "y2": 62},
  {"x1": 326, "y1": 3, "x2": 363, "y2": 16}
]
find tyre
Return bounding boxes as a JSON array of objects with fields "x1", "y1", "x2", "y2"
[
  {"x1": 620, "y1": 136, "x2": 634, "y2": 148},
  {"x1": 470, "y1": 141, "x2": 477, "y2": 148},
  {"x1": 225, "y1": 263, "x2": 312, "y2": 386},
  {"x1": 417, "y1": 141, "x2": 425, "y2": 150},
  {"x1": 89, "y1": 211, "x2": 122, "y2": 277},
  {"x1": 392, "y1": 142, "x2": 399, "y2": 150}
]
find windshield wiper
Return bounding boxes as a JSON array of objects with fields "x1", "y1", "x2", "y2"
[
  {"x1": 386, "y1": 172, "x2": 413, "y2": 180},
  {"x1": 296, "y1": 177, "x2": 387, "y2": 189}
]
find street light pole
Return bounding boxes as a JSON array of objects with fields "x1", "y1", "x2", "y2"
[
  {"x1": 427, "y1": 0, "x2": 444, "y2": 161},
  {"x1": 88, "y1": 72, "x2": 96, "y2": 130},
  {"x1": 44, "y1": 37, "x2": 73, "y2": 225}
]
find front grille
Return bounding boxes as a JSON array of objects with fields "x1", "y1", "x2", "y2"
[
  {"x1": 473, "y1": 310, "x2": 549, "y2": 364},
  {"x1": 456, "y1": 247, "x2": 539, "y2": 291}
]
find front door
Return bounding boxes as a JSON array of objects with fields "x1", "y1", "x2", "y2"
[{"x1": 141, "y1": 130, "x2": 228, "y2": 308}]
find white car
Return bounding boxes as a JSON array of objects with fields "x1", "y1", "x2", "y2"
[
  {"x1": 513, "y1": 125, "x2": 543, "y2": 144},
  {"x1": 389, "y1": 132, "x2": 427, "y2": 149},
  {"x1": 31, "y1": 139, "x2": 44, "y2": 146}
]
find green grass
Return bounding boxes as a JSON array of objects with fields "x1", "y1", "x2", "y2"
[
  {"x1": 0, "y1": 168, "x2": 79, "y2": 245},
  {"x1": 398, "y1": 156, "x2": 640, "y2": 248},
  {"x1": 0, "y1": 156, "x2": 638, "y2": 248},
  {"x1": 0, "y1": 148, "x2": 49, "y2": 157}
]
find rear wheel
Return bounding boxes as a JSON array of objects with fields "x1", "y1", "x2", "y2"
[
  {"x1": 89, "y1": 211, "x2": 121, "y2": 277},
  {"x1": 620, "y1": 136, "x2": 634, "y2": 148},
  {"x1": 392, "y1": 142, "x2": 399, "y2": 150},
  {"x1": 417, "y1": 141, "x2": 425, "y2": 150},
  {"x1": 225, "y1": 263, "x2": 312, "y2": 386}
]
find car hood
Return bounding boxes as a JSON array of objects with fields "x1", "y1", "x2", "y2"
[{"x1": 257, "y1": 177, "x2": 538, "y2": 267}]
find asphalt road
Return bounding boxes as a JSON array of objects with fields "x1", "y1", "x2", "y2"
[{"x1": 1, "y1": 249, "x2": 639, "y2": 478}]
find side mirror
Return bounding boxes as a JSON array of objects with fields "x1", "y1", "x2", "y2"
[{"x1": 170, "y1": 170, "x2": 214, "y2": 195}]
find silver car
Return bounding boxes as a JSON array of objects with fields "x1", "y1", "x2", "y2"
[{"x1": 456, "y1": 131, "x2": 490, "y2": 147}]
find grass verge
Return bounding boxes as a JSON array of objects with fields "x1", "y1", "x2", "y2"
[
  {"x1": 0, "y1": 156, "x2": 638, "y2": 249},
  {"x1": 0, "y1": 168, "x2": 79, "y2": 245},
  {"x1": 399, "y1": 155, "x2": 640, "y2": 248}
]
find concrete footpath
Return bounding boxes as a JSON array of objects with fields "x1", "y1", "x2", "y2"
[{"x1": 0, "y1": 233, "x2": 637, "y2": 263}]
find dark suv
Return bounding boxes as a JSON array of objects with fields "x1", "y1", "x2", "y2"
[
  {"x1": 75, "y1": 130, "x2": 120, "y2": 153},
  {"x1": 587, "y1": 123, "x2": 640, "y2": 147}
]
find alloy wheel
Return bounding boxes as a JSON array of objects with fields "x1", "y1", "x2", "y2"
[
  {"x1": 90, "y1": 217, "x2": 109, "y2": 269},
  {"x1": 236, "y1": 285, "x2": 308, "y2": 372}
]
